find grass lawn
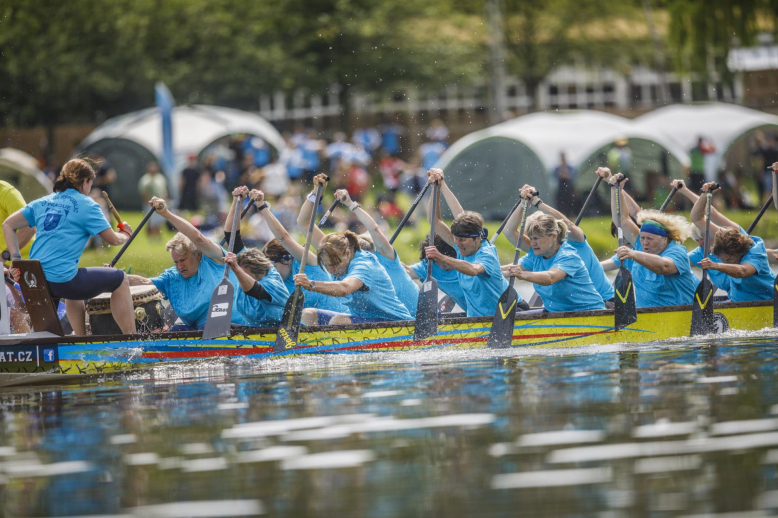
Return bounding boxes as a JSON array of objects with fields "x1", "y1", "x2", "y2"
[{"x1": 79, "y1": 205, "x2": 778, "y2": 278}]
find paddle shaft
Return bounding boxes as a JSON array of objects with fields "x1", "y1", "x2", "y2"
[
  {"x1": 701, "y1": 192, "x2": 712, "y2": 286},
  {"x1": 286, "y1": 183, "x2": 324, "y2": 326},
  {"x1": 219, "y1": 200, "x2": 255, "y2": 246},
  {"x1": 491, "y1": 197, "x2": 523, "y2": 244},
  {"x1": 574, "y1": 177, "x2": 602, "y2": 226},
  {"x1": 223, "y1": 195, "x2": 243, "y2": 276},
  {"x1": 507, "y1": 197, "x2": 532, "y2": 290},
  {"x1": 318, "y1": 199, "x2": 340, "y2": 227},
  {"x1": 616, "y1": 180, "x2": 628, "y2": 257},
  {"x1": 102, "y1": 191, "x2": 125, "y2": 231},
  {"x1": 659, "y1": 187, "x2": 678, "y2": 212},
  {"x1": 389, "y1": 181, "x2": 431, "y2": 245},
  {"x1": 747, "y1": 194, "x2": 773, "y2": 235},
  {"x1": 426, "y1": 184, "x2": 440, "y2": 280},
  {"x1": 109, "y1": 207, "x2": 156, "y2": 267}
]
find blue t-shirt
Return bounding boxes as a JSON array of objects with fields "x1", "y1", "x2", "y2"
[
  {"x1": 235, "y1": 267, "x2": 289, "y2": 326},
  {"x1": 376, "y1": 250, "x2": 419, "y2": 318},
  {"x1": 20, "y1": 189, "x2": 110, "y2": 283},
  {"x1": 567, "y1": 237, "x2": 614, "y2": 301},
  {"x1": 285, "y1": 259, "x2": 348, "y2": 313},
  {"x1": 688, "y1": 237, "x2": 775, "y2": 302},
  {"x1": 410, "y1": 259, "x2": 468, "y2": 312},
  {"x1": 335, "y1": 250, "x2": 412, "y2": 321},
  {"x1": 519, "y1": 242, "x2": 605, "y2": 312},
  {"x1": 456, "y1": 240, "x2": 513, "y2": 318},
  {"x1": 152, "y1": 254, "x2": 227, "y2": 328},
  {"x1": 613, "y1": 240, "x2": 697, "y2": 308}
]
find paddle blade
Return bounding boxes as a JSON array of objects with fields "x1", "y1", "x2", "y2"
[
  {"x1": 413, "y1": 279, "x2": 439, "y2": 341},
  {"x1": 614, "y1": 267, "x2": 638, "y2": 331},
  {"x1": 274, "y1": 290, "x2": 305, "y2": 352},
  {"x1": 690, "y1": 278, "x2": 715, "y2": 336},
  {"x1": 486, "y1": 287, "x2": 518, "y2": 349},
  {"x1": 202, "y1": 279, "x2": 235, "y2": 339},
  {"x1": 772, "y1": 277, "x2": 777, "y2": 328}
]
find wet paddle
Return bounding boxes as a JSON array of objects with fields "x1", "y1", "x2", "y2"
[
  {"x1": 109, "y1": 207, "x2": 156, "y2": 267},
  {"x1": 490, "y1": 196, "x2": 523, "y2": 244},
  {"x1": 690, "y1": 187, "x2": 718, "y2": 336},
  {"x1": 746, "y1": 195, "x2": 773, "y2": 235},
  {"x1": 318, "y1": 199, "x2": 340, "y2": 227},
  {"x1": 274, "y1": 183, "x2": 325, "y2": 352},
  {"x1": 413, "y1": 183, "x2": 441, "y2": 341},
  {"x1": 389, "y1": 181, "x2": 431, "y2": 245},
  {"x1": 202, "y1": 195, "x2": 244, "y2": 340},
  {"x1": 486, "y1": 193, "x2": 534, "y2": 349},
  {"x1": 614, "y1": 179, "x2": 638, "y2": 331},
  {"x1": 219, "y1": 200, "x2": 255, "y2": 246},
  {"x1": 659, "y1": 186, "x2": 678, "y2": 212}
]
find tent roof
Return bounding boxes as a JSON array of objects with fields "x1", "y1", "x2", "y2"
[
  {"x1": 633, "y1": 102, "x2": 778, "y2": 165},
  {"x1": 0, "y1": 148, "x2": 53, "y2": 201},
  {"x1": 438, "y1": 110, "x2": 690, "y2": 172},
  {"x1": 78, "y1": 105, "x2": 285, "y2": 169}
]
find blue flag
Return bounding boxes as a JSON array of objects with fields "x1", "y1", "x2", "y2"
[{"x1": 155, "y1": 82, "x2": 175, "y2": 176}]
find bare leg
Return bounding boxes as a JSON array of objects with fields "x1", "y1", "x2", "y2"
[
  {"x1": 301, "y1": 308, "x2": 318, "y2": 326},
  {"x1": 329, "y1": 314, "x2": 353, "y2": 325},
  {"x1": 65, "y1": 299, "x2": 86, "y2": 335},
  {"x1": 110, "y1": 274, "x2": 137, "y2": 334}
]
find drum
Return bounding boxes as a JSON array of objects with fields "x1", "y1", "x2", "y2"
[{"x1": 86, "y1": 285, "x2": 165, "y2": 335}]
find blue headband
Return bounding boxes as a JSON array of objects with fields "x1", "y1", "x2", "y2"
[
  {"x1": 453, "y1": 228, "x2": 488, "y2": 240},
  {"x1": 640, "y1": 220, "x2": 668, "y2": 237}
]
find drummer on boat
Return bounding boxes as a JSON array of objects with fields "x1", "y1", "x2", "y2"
[
  {"x1": 600, "y1": 168, "x2": 697, "y2": 308},
  {"x1": 423, "y1": 169, "x2": 526, "y2": 316},
  {"x1": 501, "y1": 188, "x2": 606, "y2": 313},
  {"x1": 2, "y1": 158, "x2": 137, "y2": 335}
]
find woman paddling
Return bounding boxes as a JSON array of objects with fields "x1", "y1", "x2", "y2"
[
  {"x1": 294, "y1": 231, "x2": 412, "y2": 325},
  {"x1": 405, "y1": 235, "x2": 468, "y2": 313},
  {"x1": 424, "y1": 169, "x2": 527, "y2": 317},
  {"x1": 687, "y1": 182, "x2": 775, "y2": 302},
  {"x1": 2, "y1": 158, "x2": 136, "y2": 335},
  {"x1": 602, "y1": 169, "x2": 697, "y2": 308}
]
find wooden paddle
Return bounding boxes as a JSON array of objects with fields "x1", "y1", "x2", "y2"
[
  {"x1": 219, "y1": 200, "x2": 255, "y2": 246},
  {"x1": 101, "y1": 191, "x2": 127, "y2": 232},
  {"x1": 490, "y1": 196, "x2": 523, "y2": 244},
  {"x1": 202, "y1": 195, "x2": 244, "y2": 340},
  {"x1": 274, "y1": 182, "x2": 325, "y2": 352},
  {"x1": 613, "y1": 178, "x2": 638, "y2": 331},
  {"x1": 318, "y1": 199, "x2": 340, "y2": 227},
  {"x1": 659, "y1": 186, "x2": 678, "y2": 212},
  {"x1": 109, "y1": 207, "x2": 156, "y2": 267},
  {"x1": 389, "y1": 181, "x2": 431, "y2": 245},
  {"x1": 413, "y1": 183, "x2": 440, "y2": 341},
  {"x1": 690, "y1": 186, "x2": 718, "y2": 336},
  {"x1": 746, "y1": 194, "x2": 773, "y2": 235},
  {"x1": 486, "y1": 192, "x2": 535, "y2": 349}
]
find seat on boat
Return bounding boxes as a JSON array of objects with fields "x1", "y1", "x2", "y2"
[{"x1": 13, "y1": 260, "x2": 63, "y2": 337}]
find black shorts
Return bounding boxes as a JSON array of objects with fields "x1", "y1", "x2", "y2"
[{"x1": 48, "y1": 267, "x2": 125, "y2": 301}]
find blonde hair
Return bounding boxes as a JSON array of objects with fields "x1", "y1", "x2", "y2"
[
  {"x1": 690, "y1": 225, "x2": 704, "y2": 241},
  {"x1": 636, "y1": 209, "x2": 691, "y2": 244},
  {"x1": 237, "y1": 248, "x2": 272, "y2": 279},
  {"x1": 166, "y1": 232, "x2": 202, "y2": 259},
  {"x1": 524, "y1": 213, "x2": 567, "y2": 244},
  {"x1": 317, "y1": 231, "x2": 360, "y2": 271},
  {"x1": 357, "y1": 232, "x2": 375, "y2": 253}
]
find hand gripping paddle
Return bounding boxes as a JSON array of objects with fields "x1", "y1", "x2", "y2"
[
  {"x1": 413, "y1": 183, "x2": 441, "y2": 341},
  {"x1": 274, "y1": 182, "x2": 325, "y2": 352},
  {"x1": 614, "y1": 179, "x2": 638, "y2": 331},
  {"x1": 202, "y1": 195, "x2": 244, "y2": 340},
  {"x1": 219, "y1": 200, "x2": 256, "y2": 246},
  {"x1": 690, "y1": 185, "x2": 719, "y2": 336},
  {"x1": 486, "y1": 192, "x2": 535, "y2": 349}
]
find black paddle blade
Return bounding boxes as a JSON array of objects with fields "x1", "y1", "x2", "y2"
[
  {"x1": 690, "y1": 278, "x2": 715, "y2": 336},
  {"x1": 614, "y1": 268, "x2": 638, "y2": 331},
  {"x1": 202, "y1": 278, "x2": 235, "y2": 339},
  {"x1": 772, "y1": 277, "x2": 778, "y2": 328},
  {"x1": 486, "y1": 287, "x2": 518, "y2": 349},
  {"x1": 413, "y1": 278, "x2": 439, "y2": 341},
  {"x1": 274, "y1": 290, "x2": 305, "y2": 352}
]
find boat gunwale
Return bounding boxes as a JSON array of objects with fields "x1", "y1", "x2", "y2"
[{"x1": 0, "y1": 299, "x2": 769, "y2": 348}]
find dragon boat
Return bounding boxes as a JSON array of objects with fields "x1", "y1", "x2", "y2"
[{"x1": 0, "y1": 299, "x2": 772, "y2": 387}]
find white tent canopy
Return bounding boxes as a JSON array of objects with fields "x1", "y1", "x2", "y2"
[
  {"x1": 634, "y1": 102, "x2": 778, "y2": 175},
  {"x1": 0, "y1": 148, "x2": 53, "y2": 201},
  {"x1": 77, "y1": 105, "x2": 285, "y2": 208},
  {"x1": 436, "y1": 110, "x2": 689, "y2": 217}
]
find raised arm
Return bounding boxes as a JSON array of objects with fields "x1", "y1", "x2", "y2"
[
  {"x1": 672, "y1": 179, "x2": 737, "y2": 230},
  {"x1": 335, "y1": 189, "x2": 394, "y2": 259},
  {"x1": 427, "y1": 171, "x2": 454, "y2": 247},
  {"x1": 522, "y1": 184, "x2": 584, "y2": 242},
  {"x1": 772, "y1": 162, "x2": 778, "y2": 210},
  {"x1": 503, "y1": 194, "x2": 531, "y2": 252},
  {"x1": 150, "y1": 196, "x2": 223, "y2": 262},
  {"x1": 224, "y1": 186, "x2": 249, "y2": 232},
  {"x1": 252, "y1": 189, "x2": 316, "y2": 266},
  {"x1": 297, "y1": 174, "x2": 328, "y2": 249},
  {"x1": 604, "y1": 170, "x2": 639, "y2": 246},
  {"x1": 689, "y1": 182, "x2": 724, "y2": 236}
]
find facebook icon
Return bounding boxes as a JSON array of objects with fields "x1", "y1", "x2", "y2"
[{"x1": 43, "y1": 349, "x2": 55, "y2": 362}]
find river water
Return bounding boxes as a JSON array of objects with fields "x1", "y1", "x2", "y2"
[{"x1": 2, "y1": 331, "x2": 778, "y2": 517}]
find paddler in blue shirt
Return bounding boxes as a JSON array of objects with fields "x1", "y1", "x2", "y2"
[
  {"x1": 405, "y1": 235, "x2": 468, "y2": 313},
  {"x1": 602, "y1": 169, "x2": 698, "y2": 308},
  {"x1": 423, "y1": 168, "x2": 528, "y2": 317}
]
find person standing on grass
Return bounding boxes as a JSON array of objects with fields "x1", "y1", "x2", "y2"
[{"x1": 138, "y1": 161, "x2": 168, "y2": 240}]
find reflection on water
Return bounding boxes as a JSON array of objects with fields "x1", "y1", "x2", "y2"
[{"x1": 2, "y1": 333, "x2": 778, "y2": 516}]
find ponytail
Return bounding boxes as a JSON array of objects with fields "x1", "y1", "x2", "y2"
[{"x1": 54, "y1": 158, "x2": 97, "y2": 193}]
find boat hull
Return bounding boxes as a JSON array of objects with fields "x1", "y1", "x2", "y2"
[{"x1": 0, "y1": 301, "x2": 771, "y2": 385}]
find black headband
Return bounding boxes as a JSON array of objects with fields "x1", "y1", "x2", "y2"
[{"x1": 453, "y1": 228, "x2": 487, "y2": 240}]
